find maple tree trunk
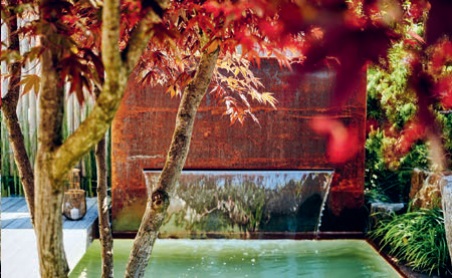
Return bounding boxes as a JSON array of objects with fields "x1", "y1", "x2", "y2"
[
  {"x1": 34, "y1": 0, "x2": 72, "y2": 276},
  {"x1": 124, "y1": 47, "x2": 220, "y2": 278},
  {"x1": 442, "y1": 176, "x2": 452, "y2": 265},
  {"x1": 2, "y1": 0, "x2": 35, "y2": 226},
  {"x1": 35, "y1": 157, "x2": 69, "y2": 277},
  {"x1": 35, "y1": 45, "x2": 69, "y2": 277},
  {"x1": 95, "y1": 136, "x2": 114, "y2": 278}
]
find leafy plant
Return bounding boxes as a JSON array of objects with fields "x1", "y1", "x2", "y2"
[
  {"x1": 365, "y1": 24, "x2": 444, "y2": 203},
  {"x1": 367, "y1": 41, "x2": 418, "y2": 129},
  {"x1": 366, "y1": 46, "x2": 448, "y2": 202},
  {"x1": 365, "y1": 128, "x2": 429, "y2": 203},
  {"x1": 370, "y1": 209, "x2": 451, "y2": 276},
  {"x1": 364, "y1": 187, "x2": 391, "y2": 204}
]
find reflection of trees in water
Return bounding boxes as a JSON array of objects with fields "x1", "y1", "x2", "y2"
[
  {"x1": 164, "y1": 173, "x2": 331, "y2": 235},
  {"x1": 169, "y1": 179, "x2": 269, "y2": 234}
]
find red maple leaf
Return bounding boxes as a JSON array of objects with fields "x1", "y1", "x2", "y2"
[
  {"x1": 431, "y1": 40, "x2": 452, "y2": 73},
  {"x1": 310, "y1": 116, "x2": 360, "y2": 163},
  {"x1": 396, "y1": 121, "x2": 426, "y2": 154}
]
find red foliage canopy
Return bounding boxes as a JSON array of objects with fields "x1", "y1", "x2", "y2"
[{"x1": 2, "y1": 0, "x2": 451, "y2": 165}]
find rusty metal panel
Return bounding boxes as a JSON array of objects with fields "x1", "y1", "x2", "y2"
[{"x1": 112, "y1": 58, "x2": 367, "y2": 233}]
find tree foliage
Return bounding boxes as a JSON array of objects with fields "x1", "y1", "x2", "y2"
[
  {"x1": 2, "y1": 0, "x2": 452, "y2": 277},
  {"x1": 365, "y1": 10, "x2": 452, "y2": 202}
]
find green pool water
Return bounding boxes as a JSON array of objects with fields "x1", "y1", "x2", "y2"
[{"x1": 70, "y1": 239, "x2": 401, "y2": 278}]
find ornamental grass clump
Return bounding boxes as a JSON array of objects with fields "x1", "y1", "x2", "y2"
[{"x1": 371, "y1": 208, "x2": 451, "y2": 276}]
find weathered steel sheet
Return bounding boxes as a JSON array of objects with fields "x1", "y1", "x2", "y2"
[{"x1": 112, "y1": 58, "x2": 366, "y2": 233}]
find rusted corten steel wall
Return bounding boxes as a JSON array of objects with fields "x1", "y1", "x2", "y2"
[{"x1": 112, "y1": 58, "x2": 367, "y2": 233}]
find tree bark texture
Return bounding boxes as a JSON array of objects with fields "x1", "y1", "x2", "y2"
[
  {"x1": 35, "y1": 40, "x2": 68, "y2": 278},
  {"x1": 124, "y1": 47, "x2": 220, "y2": 278},
  {"x1": 2, "y1": 0, "x2": 35, "y2": 226},
  {"x1": 95, "y1": 135, "x2": 114, "y2": 278},
  {"x1": 442, "y1": 176, "x2": 452, "y2": 266},
  {"x1": 35, "y1": 155, "x2": 69, "y2": 277}
]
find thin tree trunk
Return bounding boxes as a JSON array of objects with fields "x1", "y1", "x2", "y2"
[
  {"x1": 35, "y1": 1, "x2": 70, "y2": 276},
  {"x1": 124, "y1": 47, "x2": 220, "y2": 278},
  {"x1": 2, "y1": 0, "x2": 35, "y2": 226},
  {"x1": 35, "y1": 46, "x2": 69, "y2": 277},
  {"x1": 442, "y1": 176, "x2": 452, "y2": 265},
  {"x1": 35, "y1": 157, "x2": 69, "y2": 276},
  {"x1": 95, "y1": 135, "x2": 114, "y2": 278}
]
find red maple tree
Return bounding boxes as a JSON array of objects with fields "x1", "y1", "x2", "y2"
[{"x1": 1, "y1": 0, "x2": 451, "y2": 277}]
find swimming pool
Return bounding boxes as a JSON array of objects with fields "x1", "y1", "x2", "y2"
[{"x1": 70, "y1": 239, "x2": 401, "y2": 277}]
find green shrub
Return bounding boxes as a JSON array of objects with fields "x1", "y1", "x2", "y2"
[
  {"x1": 370, "y1": 208, "x2": 451, "y2": 276},
  {"x1": 365, "y1": 37, "x2": 442, "y2": 203},
  {"x1": 365, "y1": 129, "x2": 429, "y2": 203}
]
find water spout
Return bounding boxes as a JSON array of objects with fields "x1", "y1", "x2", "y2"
[{"x1": 315, "y1": 175, "x2": 333, "y2": 238}]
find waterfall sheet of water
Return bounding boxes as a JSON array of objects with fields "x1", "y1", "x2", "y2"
[{"x1": 143, "y1": 170, "x2": 335, "y2": 236}]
